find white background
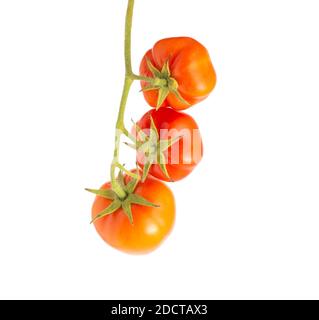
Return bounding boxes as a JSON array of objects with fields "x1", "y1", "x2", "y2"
[{"x1": 0, "y1": 0, "x2": 319, "y2": 300}]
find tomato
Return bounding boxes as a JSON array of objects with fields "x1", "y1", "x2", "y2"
[
  {"x1": 135, "y1": 108, "x2": 203, "y2": 182},
  {"x1": 92, "y1": 174, "x2": 175, "y2": 254},
  {"x1": 140, "y1": 37, "x2": 216, "y2": 110}
]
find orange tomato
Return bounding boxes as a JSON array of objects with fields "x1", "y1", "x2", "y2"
[
  {"x1": 92, "y1": 175, "x2": 175, "y2": 254},
  {"x1": 140, "y1": 37, "x2": 217, "y2": 110}
]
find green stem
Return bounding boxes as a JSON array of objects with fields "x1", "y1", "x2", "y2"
[
  {"x1": 114, "y1": 77, "x2": 133, "y2": 136},
  {"x1": 110, "y1": 0, "x2": 136, "y2": 199},
  {"x1": 124, "y1": 0, "x2": 134, "y2": 75},
  {"x1": 130, "y1": 74, "x2": 154, "y2": 82},
  {"x1": 111, "y1": 77, "x2": 133, "y2": 197}
]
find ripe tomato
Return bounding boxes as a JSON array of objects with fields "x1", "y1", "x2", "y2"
[
  {"x1": 135, "y1": 108, "x2": 203, "y2": 182},
  {"x1": 92, "y1": 174, "x2": 175, "y2": 254},
  {"x1": 140, "y1": 37, "x2": 216, "y2": 110}
]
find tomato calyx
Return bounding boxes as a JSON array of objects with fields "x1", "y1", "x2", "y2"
[
  {"x1": 134, "y1": 117, "x2": 182, "y2": 182},
  {"x1": 86, "y1": 171, "x2": 159, "y2": 224},
  {"x1": 141, "y1": 59, "x2": 190, "y2": 110}
]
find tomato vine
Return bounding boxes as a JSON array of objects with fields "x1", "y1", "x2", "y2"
[
  {"x1": 110, "y1": 0, "x2": 136, "y2": 199},
  {"x1": 87, "y1": 0, "x2": 216, "y2": 254}
]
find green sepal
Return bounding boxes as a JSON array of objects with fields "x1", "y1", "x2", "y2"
[
  {"x1": 171, "y1": 88, "x2": 190, "y2": 106},
  {"x1": 161, "y1": 60, "x2": 171, "y2": 78},
  {"x1": 141, "y1": 58, "x2": 190, "y2": 109},
  {"x1": 87, "y1": 158, "x2": 162, "y2": 224},
  {"x1": 122, "y1": 199, "x2": 133, "y2": 224},
  {"x1": 140, "y1": 85, "x2": 157, "y2": 93},
  {"x1": 116, "y1": 163, "x2": 139, "y2": 180},
  {"x1": 128, "y1": 193, "x2": 159, "y2": 208},
  {"x1": 121, "y1": 193, "x2": 160, "y2": 225},
  {"x1": 142, "y1": 160, "x2": 152, "y2": 182},
  {"x1": 159, "y1": 135, "x2": 183, "y2": 152},
  {"x1": 133, "y1": 120, "x2": 148, "y2": 141},
  {"x1": 146, "y1": 58, "x2": 162, "y2": 78},
  {"x1": 85, "y1": 188, "x2": 117, "y2": 200},
  {"x1": 158, "y1": 152, "x2": 171, "y2": 181},
  {"x1": 125, "y1": 162, "x2": 140, "y2": 194},
  {"x1": 156, "y1": 87, "x2": 170, "y2": 110},
  {"x1": 135, "y1": 116, "x2": 175, "y2": 182},
  {"x1": 117, "y1": 170, "x2": 126, "y2": 191},
  {"x1": 91, "y1": 199, "x2": 122, "y2": 223},
  {"x1": 125, "y1": 176, "x2": 140, "y2": 194},
  {"x1": 149, "y1": 116, "x2": 159, "y2": 142}
]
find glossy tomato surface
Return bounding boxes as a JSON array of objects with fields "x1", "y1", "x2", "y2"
[
  {"x1": 135, "y1": 108, "x2": 203, "y2": 181},
  {"x1": 140, "y1": 37, "x2": 216, "y2": 110},
  {"x1": 92, "y1": 176, "x2": 175, "y2": 254}
]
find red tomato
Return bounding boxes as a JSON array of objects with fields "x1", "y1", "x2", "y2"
[
  {"x1": 92, "y1": 174, "x2": 175, "y2": 254},
  {"x1": 134, "y1": 108, "x2": 203, "y2": 182},
  {"x1": 140, "y1": 37, "x2": 216, "y2": 110}
]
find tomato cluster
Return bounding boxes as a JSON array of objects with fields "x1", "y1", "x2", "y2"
[{"x1": 88, "y1": 2, "x2": 216, "y2": 254}]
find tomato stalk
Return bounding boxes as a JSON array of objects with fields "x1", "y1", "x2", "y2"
[
  {"x1": 130, "y1": 74, "x2": 154, "y2": 82},
  {"x1": 110, "y1": 0, "x2": 137, "y2": 199}
]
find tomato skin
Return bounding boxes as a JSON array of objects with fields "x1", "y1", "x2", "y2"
[
  {"x1": 140, "y1": 37, "x2": 217, "y2": 110},
  {"x1": 136, "y1": 108, "x2": 203, "y2": 182},
  {"x1": 92, "y1": 176, "x2": 175, "y2": 254}
]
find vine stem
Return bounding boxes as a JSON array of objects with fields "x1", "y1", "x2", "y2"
[
  {"x1": 131, "y1": 74, "x2": 154, "y2": 82},
  {"x1": 110, "y1": 0, "x2": 136, "y2": 199}
]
